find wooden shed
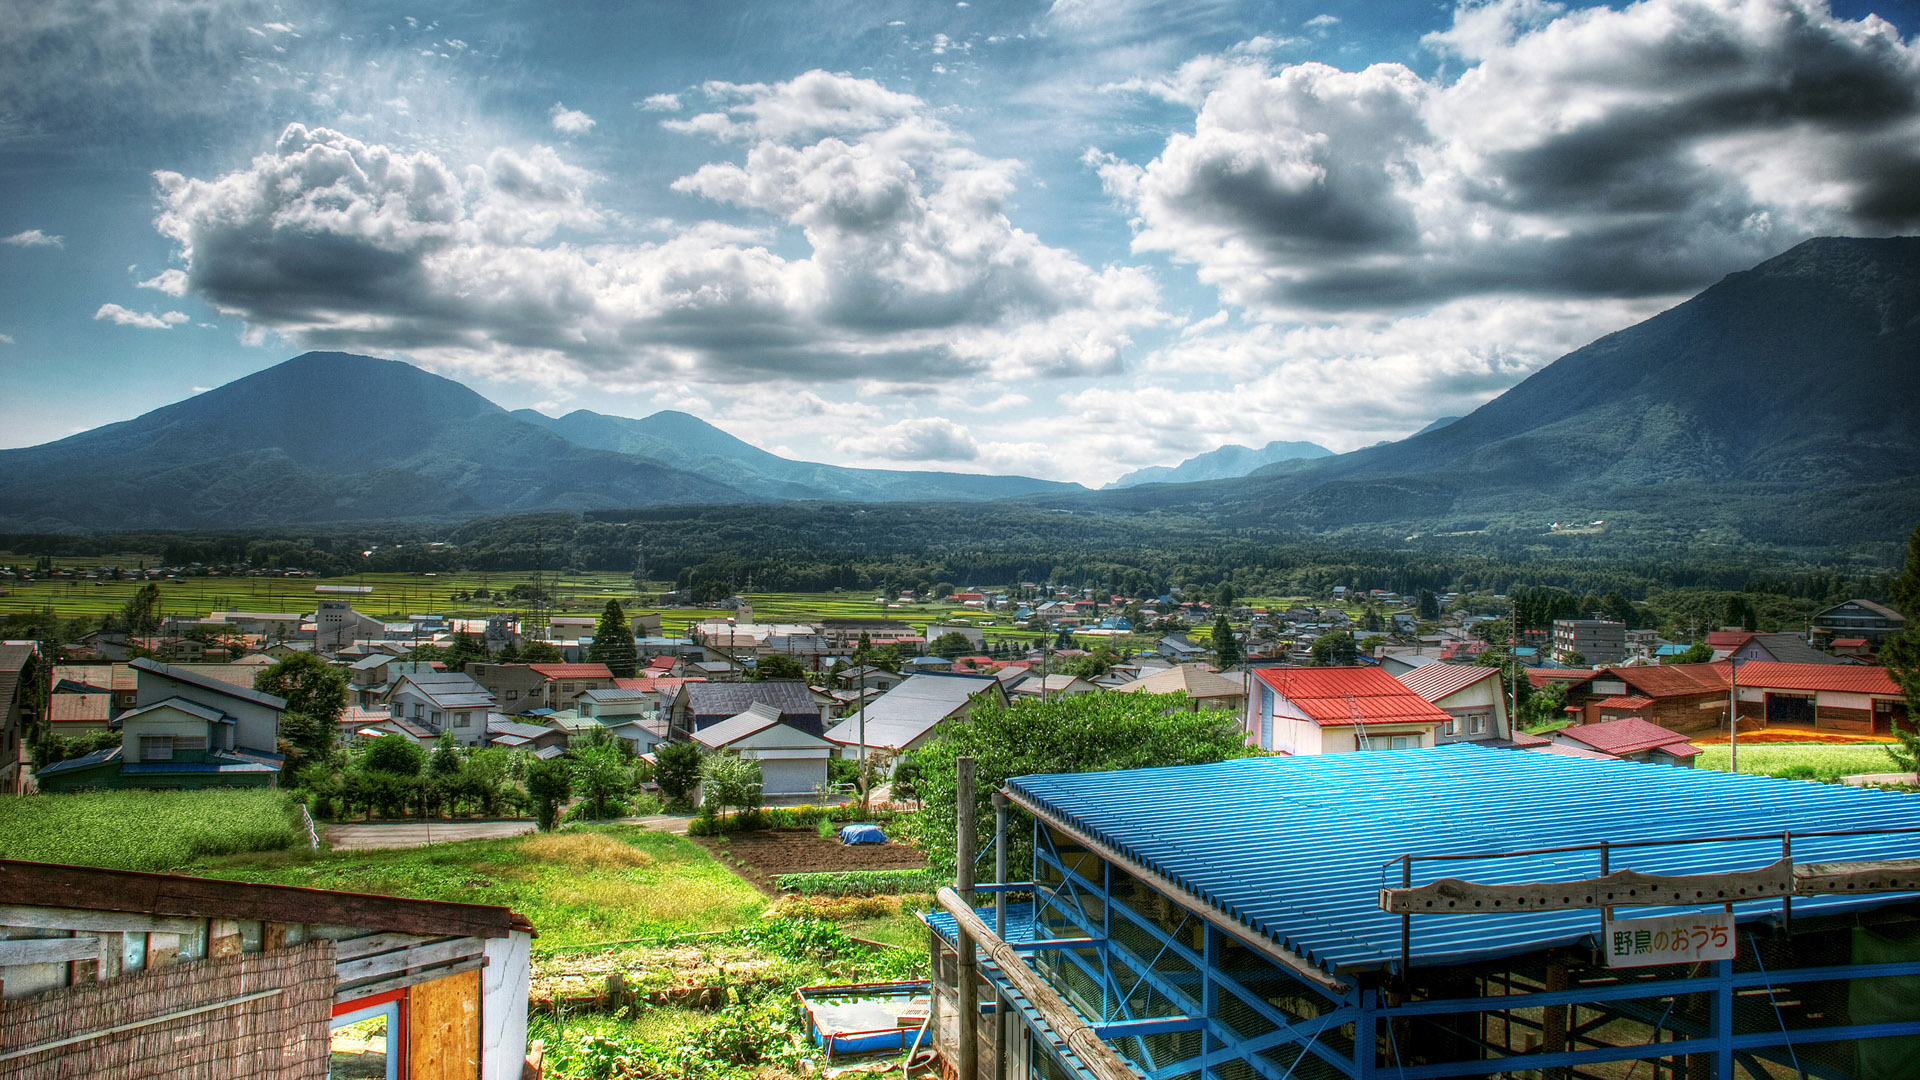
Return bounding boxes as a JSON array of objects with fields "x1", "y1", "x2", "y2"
[{"x1": 0, "y1": 859, "x2": 534, "y2": 1079}]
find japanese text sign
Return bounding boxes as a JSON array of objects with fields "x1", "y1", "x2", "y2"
[{"x1": 1603, "y1": 911, "x2": 1735, "y2": 968}]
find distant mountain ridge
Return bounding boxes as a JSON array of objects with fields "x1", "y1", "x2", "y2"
[
  {"x1": 1104, "y1": 440, "x2": 1333, "y2": 489},
  {"x1": 1081, "y1": 236, "x2": 1920, "y2": 548},
  {"x1": 0, "y1": 353, "x2": 1077, "y2": 531},
  {"x1": 513, "y1": 408, "x2": 1078, "y2": 503}
]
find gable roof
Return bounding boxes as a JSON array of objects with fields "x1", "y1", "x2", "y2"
[
  {"x1": 391, "y1": 671, "x2": 496, "y2": 710},
  {"x1": 0, "y1": 644, "x2": 38, "y2": 708},
  {"x1": 823, "y1": 672, "x2": 1004, "y2": 751},
  {"x1": 48, "y1": 694, "x2": 112, "y2": 724},
  {"x1": 118, "y1": 697, "x2": 232, "y2": 726},
  {"x1": 528, "y1": 663, "x2": 615, "y2": 680},
  {"x1": 129, "y1": 657, "x2": 286, "y2": 711},
  {"x1": 1813, "y1": 598, "x2": 1906, "y2": 622},
  {"x1": 1732, "y1": 661, "x2": 1901, "y2": 695},
  {"x1": 1253, "y1": 666, "x2": 1453, "y2": 727},
  {"x1": 680, "y1": 679, "x2": 819, "y2": 720},
  {"x1": 1394, "y1": 664, "x2": 1501, "y2": 702},
  {"x1": 1110, "y1": 664, "x2": 1244, "y2": 699},
  {"x1": 693, "y1": 701, "x2": 832, "y2": 749},
  {"x1": 1592, "y1": 662, "x2": 1731, "y2": 697},
  {"x1": 1731, "y1": 633, "x2": 1844, "y2": 664},
  {"x1": 1555, "y1": 717, "x2": 1700, "y2": 758},
  {"x1": 1593, "y1": 695, "x2": 1656, "y2": 710}
]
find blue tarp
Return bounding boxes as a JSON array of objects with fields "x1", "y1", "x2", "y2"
[{"x1": 840, "y1": 823, "x2": 886, "y2": 845}]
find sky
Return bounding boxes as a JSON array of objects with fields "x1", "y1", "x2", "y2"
[{"x1": 3, "y1": 0, "x2": 1918, "y2": 487}]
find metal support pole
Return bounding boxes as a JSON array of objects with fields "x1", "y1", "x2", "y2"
[
  {"x1": 958, "y1": 757, "x2": 979, "y2": 1080},
  {"x1": 994, "y1": 790, "x2": 1009, "y2": 940}
]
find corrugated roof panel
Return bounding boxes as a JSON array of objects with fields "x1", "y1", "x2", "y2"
[
  {"x1": 1009, "y1": 746, "x2": 1920, "y2": 977},
  {"x1": 1735, "y1": 661, "x2": 1899, "y2": 695}
]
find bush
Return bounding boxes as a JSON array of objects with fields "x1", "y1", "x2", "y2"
[{"x1": 774, "y1": 868, "x2": 946, "y2": 896}]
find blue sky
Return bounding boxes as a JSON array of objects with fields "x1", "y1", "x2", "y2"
[{"x1": 4, "y1": 0, "x2": 1917, "y2": 486}]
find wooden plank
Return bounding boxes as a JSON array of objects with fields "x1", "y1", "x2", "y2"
[
  {"x1": 263, "y1": 921, "x2": 296, "y2": 951},
  {"x1": 409, "y1": 966, "x2": 482, "y2": 1080},
  {"x1": 938, "y1": 888, "x2": 1142, "y2": 1080},
  {"x1": 333, "y1": 931, "x2": 434, "y2": 962},
  {"x1": 0, "y1": 862, "x2": 516, "y2": 940},
  {"x1": 1793, "y1": 858, "x2": 1920, "y2": 894},
  {"x1": 147, "y1": 931, "x2": 179, "y2": 969},
  {"x1": 1377, "y1": 859, "x2": 1794, "y2": 914},
  {"x1": 0, "y1": 936, "x2": 98, "y2": 966},
  {"x1": 96, "y1": 931, "x2": 122, "y2": 980},
  {"x1": 0, "y1": 904, "x2": 202, "y2": 936},
  {"x1": 209, "y1": 919, "x2": 241, "y2": 959},
  {"x1": 334, "y1": 956, "x2": 487, "y2": 1007},
  {"x1": 336, "y1": 936, "x2": 486, "y2": 987}
]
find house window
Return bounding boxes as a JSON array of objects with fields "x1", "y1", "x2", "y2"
[
  {"x1": 1389, "y1": 735, "x2": 1420, "y2": 750},
  {"x1": 413, "y1": 703, "x2": 424, "y2": 719},
  {"x1": 139, "y1": 736, "x2": 173, "y2": 761},
  {"x1": 455, "y1": 712, "x2": 470, "y2": 728},
  {"x1": 1446, "y1": 717, "x2": 1460, "y2": 736},
  {"x1": 562, "y1": 683, "x2": 575, "y2": 694},
  {"x1": 1469, "y1": 715, "x2": 1486, "y2": 734},
  {"x1": 505, "y1": 689, "x2": 518, "y2": 701},
  {"x1": 431, "y1": 711, "x2": 443, "y2": 726}
]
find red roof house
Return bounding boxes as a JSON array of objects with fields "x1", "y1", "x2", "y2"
[
  {"x1": 1249, "y1": 667, "x2": 1454, "y2": 755},
  {"x1": 1731, "y1": 661, "x2": 1908, "y2": 734},
  {"x1": 1550, "y1": 717, "x2": 1701, "y2": 765}
]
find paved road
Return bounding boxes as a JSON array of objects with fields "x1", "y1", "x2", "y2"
[{"x1": 326, "y1": 820, "x2": 538, "y2": 851}]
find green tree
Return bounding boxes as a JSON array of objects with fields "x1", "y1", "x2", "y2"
[
  {"x1": 518, "y1": 640, "x2": 564, "y2": 663},
  {"x1": 120, "y1": 583, "x2": 163, "y2": 636},
  {"x1": 1211, "y1": 615, "x2": 1242, "y2": 668},
  {"x1": 429, "y1": 731, "x2": 462, "y2": 777},
  {"x1": 526, "y1": 757, "x2": 574, "y2": 831},
  {"x1": 1417, "y1": 589, "x2": 1441, "y2": 621},
  {"x1": 891, "y1": 754, "x2": 923, "y2": 806},
  {"x1": 1881, "y1": 524, "x2": 1920, "y2": 774},
  {"x1": 915, "y1": 692, "x2": 1256, "y2": 875},
  {"x1": 699, "y1": 752, "x2": 763, "y2": 819},
  {"x1": 654, "y1": 741, "x2": 704, "y2": 809},
  {"x1": 571, "y1": 742, "x2": 635, "y2": 819},
  {"x1": 1214, "y1": 582, "x2": 1237, "y2": 609},
  {"x1": 930, "y1": 632, "x2": 974, "y2": 661},
  {"x1": 1308, "y1": 632, "x2": 1358, "y2": 666},
  {"x1": 1670, "y1": 640, "x2": 1714, "y2": 665},
  {"x1": 361, "y1": 734, "x2": 425, "y2": 777},
  {"x1": 588, "y1": 599, "x2": 639, "y2": 678},
  {"x1": 752, "y1": 654, "x2": 808, "y2": 681},
  {"x1": 256, "y1": 653, "x2": 347, "y2": 773}
]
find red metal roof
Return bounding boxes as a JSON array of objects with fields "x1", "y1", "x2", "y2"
[
  {"x1": 1527, "y1": 668, "x2": 1592, "y2": 688},
  {"x1": 1253, "y1": 666, "x2": 1454, "y2": 727},
  {"x1": 1732, "y1": 661, "x2": 1900, "y2": 695},
  {"x1": 1395, "y1": 664, "x2": 1500, "y2": 702},
  {"x1": 1593, "y1": 695, "x2": 1655, "y2": 710},
  {"x1": 528, "y1": 663, "x2": 616, "y2": 680},
  {"x1": 1831, "y1": 638, "x2": 1869, "y2": 648},
  {"x1": 1557, "y1": 717, "x2": 1701, "y2": 758},
  {"x1": 1591, "y1": 662, "x2": 1731, "y2": 697},
  {"x1": 48, "y1": 694, "x2": 112, "y2": 723},
  {"x1": 1706, "y1": 631, "x2": 1754, "y2": 648}
]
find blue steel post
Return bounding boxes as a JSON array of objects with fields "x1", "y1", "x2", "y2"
[
  {"x1": 1201, "y1": 925, "x2": 1219, "y2": 1080},
  {"x1": 1713, "y1": 957, "x2": 1733, "y2": 1079},
  {"x1": 1355, "y1": 987, "x2": 1376, "y2": 1080}
]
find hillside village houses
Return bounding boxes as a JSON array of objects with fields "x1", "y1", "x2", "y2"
[{"x1": 12, "y1": 580, "x2": 1913, "y2": 797}]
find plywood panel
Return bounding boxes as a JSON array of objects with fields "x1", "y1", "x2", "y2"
[{"x1": 409, "y1": 967, "x2": 481, "y2": 1080}]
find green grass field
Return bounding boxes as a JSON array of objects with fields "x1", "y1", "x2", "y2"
[
  {"x1": 0, "y1": 789, "x2": 301, "y2": 871},
  {"x1": 1695, "y1": 743, "x2": 1904, "y2": 781},
  {"x1": 193, "y1": 825, "x2": 770, "y2": 950}
]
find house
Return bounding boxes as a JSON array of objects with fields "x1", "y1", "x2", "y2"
[
  {"x1": 834, "y1": 665, "x2": 905, "y2": 693},
  {"x1": 1807, "y1": 598, "x2": 1906, "y2": 647},
  {"x1": 466, "y1": 662, "x2": 552, "y2": 715},
  {"x1": 819, "y1": 619, "x2": 918, "y2": 649},
  {"x1": 0, "y1": 644, "x2": 42, "y2": 794},
  {"x1": 690, "y1": 702, "x2": 835, "y2": 796},
  {"x1": 1108, "y1": 664, "x2": 1247, "y2": 712},
  {"x1": 386, "y1": 672, "x2": 496, "y2": 746},
  {"x1": 1008, "y1": 673, "x2": 1098, "y2": 698},
  {"x1": 1711, "y1": 631, "x2": 1845, "y2": 665},
  {"x1": 669, "y1": 679, "x2": 828, "y2": 738},
  {"x1": 37, "y1": 658, "x2": 288, "y2": 792},
  {"x1": 1549, "y1": 716, "x2": 1701, "y2": 765},
  {"x1": 0, "y1": 858, "x2": 532, "y2": 1079},
  {"x1": 1731, "y1": 661, "x2": 1908, "y2": 734},
  {"x1": 51, "y1": 662, "x2": 139, "y2": 710},
  {"x1": 1377, "y1": 652, "x2": 1441, "y2": 677},
  {"x1": 1562, "y1": 663, "x2": 1731, "y2": 735},
  {"x1": 823, "y1": 672, "x2": 1007, "y2": 760},
  {"x1": 46, "y1": 692, "x2": 113, "y2": 734},
  {"x1": 484, "y1": 715, "x2": 571, "y2": 758},
  {"x1": 313, "y1": 600, "x2": 385, "y2": 651},
  {"x1": 527, "y1": 663, "x2": 617, "y2": 710},
  {"x1": 1550, "y1": 619, "x2": 1626, "y2": 665},
  {"x1": 925, "y1": 747, "x2": 1920, "y2": 1080},
  {"x1": 905, "y1": 655, "x2": 956, "y2": 673},
  {"x1": 577, "y1": 687, "x2": 655, "y2": 721},
  {"x1": 1157, "y1": 634, "x2": 1205, "y2": 661},
  {"x1": 1245, "y1": 665, "x2": 1454, "y2": 754},
  {"x1": 926, "y1": 622, "x2": 986, "y2": 650},
  {"x1": 1393, "y1": 663, "x2": 1511, "y2": 742}
]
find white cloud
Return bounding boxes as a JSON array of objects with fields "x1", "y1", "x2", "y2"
[
  {"x1": 1098, "y1": 0, "x2": 1920, "y2": 320},
  {"x1": 152, "y1": 78, "x2": 1164, "y2": 392},
  {"x1": 829, "y1": 416, "x2": 980, "y2": 461},
  {"x1": 138, "y1": 268, "x2": 189, "y2": 296},
  {"x1": 3, "y1": 229, "x2": 63, "y2": 248},
  {"x1": 549, "y1": 102, "x2": 595, "y2": 134},
  {"x1": 0, "y1": 332, "x2": 14, "y2": 345},
  {"x1": 1305, "y1": 14, "x2": 1340, "y2": 29},
  {"x1": 94, "y1": 303, "x2": 188, "y2": 329},
  {"x1": 640, "y1": 93, "x2": 682, "y2": 112}
]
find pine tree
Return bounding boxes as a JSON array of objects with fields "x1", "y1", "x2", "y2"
[
  {"x1": 1211, "y1": 614, "x2": 1242, "y2": 668},
  {"x1": 588, "y1": 599, "x2": 639, "y2": 677},
  {"x1": 1882, "y1": 524, "x2": 1920, "y2": 773}
]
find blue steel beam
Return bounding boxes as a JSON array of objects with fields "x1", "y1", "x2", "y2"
[
  {"x1": 1380, "y1": 1020, "x2": 1920, "y2": 1080},
  {"x1": 1092, "y1": 1017, "x2": 1207, "y2": 1038},
  {"x1": 1010, "y1": 938, "x2": 1106, "y2": 952}
]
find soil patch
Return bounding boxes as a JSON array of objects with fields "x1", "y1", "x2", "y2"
[
  {"x1": 1692, "y1": 729, "x2": 1896, "y2": 745},
  {"x1": 696, "y1": 828, "x2": 928, "y2": 895}
]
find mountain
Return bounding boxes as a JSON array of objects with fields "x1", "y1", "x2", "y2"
[
  {"x1": 1104, "y1": 440, "x2": 1334, "y2": 489},
  {"x1": 1411, "y1": 416, "x2": 1461, "y2": 437},
  {"x1": 1082, "y1": 237, "x2": 1920, "y2": 547},
  {"x1": 513, "y1": 408, "x2": 1079, "y2": 502}
]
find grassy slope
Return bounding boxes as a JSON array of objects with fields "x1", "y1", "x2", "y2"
[{"x1": 1694, "y1": 744, "x2": 1903, "y2": 781}]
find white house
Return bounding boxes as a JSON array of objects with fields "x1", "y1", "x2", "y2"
[
  {"x1": 387, "y1": 672, "x2": 496, "y2": 746},
  {"x1": 691, "y1": 702, "x2": 835, "y2": 797},
  {"x1": 823, "y1": 673, "x2": 1006, "y2": 761},
  {"x1": 1393, "y1": 664, "x2": 1511, "y2": 743}
]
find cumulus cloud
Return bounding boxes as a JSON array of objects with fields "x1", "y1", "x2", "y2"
[
  {"x1": 829, "y1": 416, "x2": 980, "y2": 461},
  {"x1": 151, "y1": 75, "x2": 1162, "y2": 390},
  {"x1": 549, "y1": 103, "x2": 595, "y2": 133},
  {"x1": 137, "y1": 268, "x2": 188, "y2": 296},
  {"x1": 640, "y1": 93, "x2": 682, "y2": 112},
  {"x1": 1098, "y1": 0, "x2": 1920, "y2": 318},
  {"x1": 0, "y1": 332, "x2": 14, "y2": 345},
  {"x1": 3, "y1": 229, "x2": 63, "y2": 248},
  {"x1": 94, "y1": 303, "x2": 188, "y2": 329}
]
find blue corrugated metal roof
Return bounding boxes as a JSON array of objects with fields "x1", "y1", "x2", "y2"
[{"x1": 1009, "y1": 745, "x2": 1920, "y2": 976}]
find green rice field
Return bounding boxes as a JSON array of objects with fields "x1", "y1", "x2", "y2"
[
  {"x1": 0, "y1": 789, "x2": 302, "y2": 871},
  {"x1": 1695, "y1": 743, "x2": 1906, "y2": 782}
]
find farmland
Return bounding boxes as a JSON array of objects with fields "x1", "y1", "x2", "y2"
[
  {"x1": 1694, "y1": 743, "x2": 1904, "y2": 782},
  {"x1": 0, "y1": 788, "x2": 301, "y2": 871}
]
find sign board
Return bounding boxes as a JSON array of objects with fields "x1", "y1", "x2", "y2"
[{"x1": 1603, "y1": 911, "x2": 1735, "y2": 968}]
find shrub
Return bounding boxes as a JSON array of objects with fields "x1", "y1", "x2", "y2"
[{"x1": 774, "y1": 868, "x2": 946, "y2": 896}]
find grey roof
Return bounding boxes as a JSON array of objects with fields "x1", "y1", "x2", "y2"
[
  {"x1": 393, "y1": 671, "x2": 496, "y2": 710},
  {"x1": 350, "y1": 654, "x2": 397, "y2": 671},
  {"x1": 487, "y1": 716, "x2": 555, "y2": 740},
  {"x1": 0, "y1": 644, "x2": 36, "y2": 708},
  {"x1": 534, "y1": 745, "x2": 566, "y2": 759},
  {"x1": 581, "y1": 688, "x2": 654, "y2": 703},
  {"x1": 35, "y1": 745, "x2": 123, "y2": 776},
  {"x1": 824, "y1": 673, "x2": 1003, "y2": 751},
  {"x1": 695, "y1": 701, "x2": 832, "y2": 749},
  {"x1": 129, "y1": 657, "x2": 287, "y2": 710},
  {"x1": 681, "y1": 680, "x2": 818, "y2": 721},
  {"x1": 120, "y1": 697, "x2": 233, "y2": 725},
  {"x1": 1743, "y1": 633, "x2": 1844, "y2": 665}
]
